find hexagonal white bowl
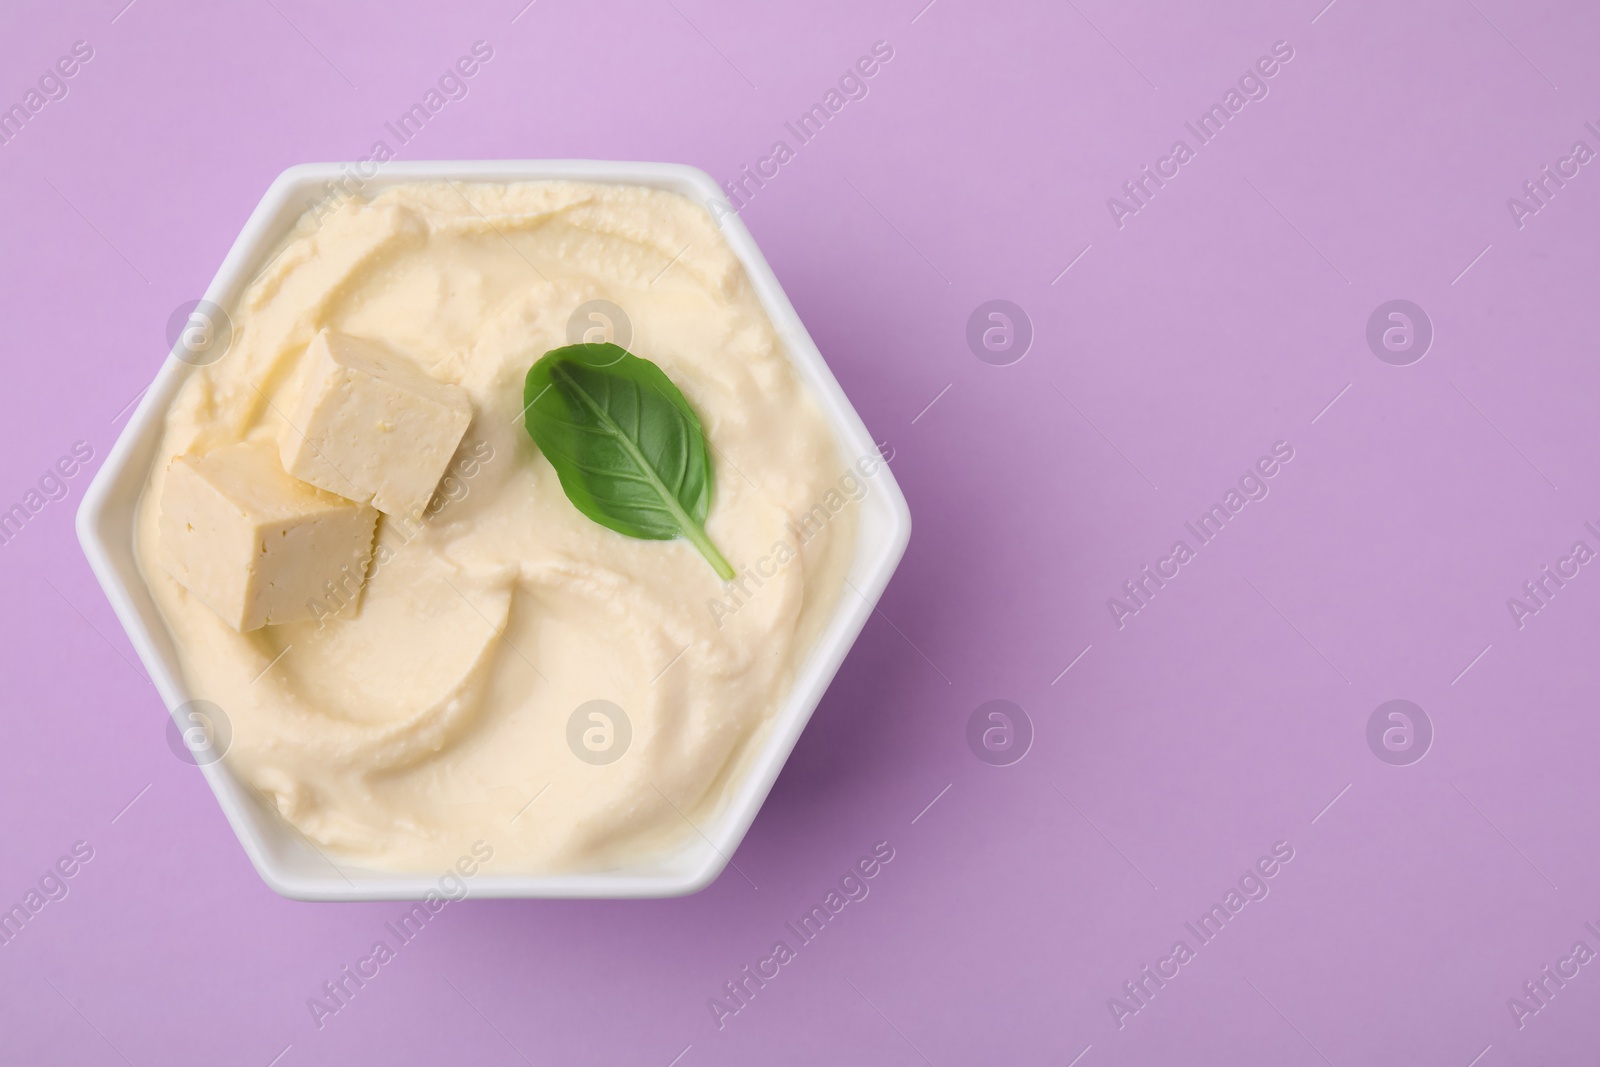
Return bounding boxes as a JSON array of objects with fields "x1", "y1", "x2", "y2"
[{"x1": 76, "y1": 160, "x2": 910, "y2": 901}]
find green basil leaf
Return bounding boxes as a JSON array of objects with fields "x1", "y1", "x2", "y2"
[{"x1": 523, "y1": 343, "x2": 735, "y2": 580}]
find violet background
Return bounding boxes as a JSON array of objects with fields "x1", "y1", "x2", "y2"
[{"x1": 3, "y1": 0, "x2": 1599, "y2": 1063}]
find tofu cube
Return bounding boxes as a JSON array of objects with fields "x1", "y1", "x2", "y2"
[
  {"x1": 157, "y1": 441, "x2": 379, "y2": 632},
  {"x1": 278, "y1": 331, "x2": 473, "y2": 517}
]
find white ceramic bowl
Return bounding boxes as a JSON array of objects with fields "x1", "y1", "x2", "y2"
[{"x1": 76, "y1": 160, "x2": 911, "y2": 901}]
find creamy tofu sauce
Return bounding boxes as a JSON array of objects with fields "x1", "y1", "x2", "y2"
[{"x1": 134, "y1": 181, "x2": 855, "y2": 874}]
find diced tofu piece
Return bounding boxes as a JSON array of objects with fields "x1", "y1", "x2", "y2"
[
  {"x1": 278, "y1": 330, "x2": 472, "y2": 517},
  {"x1": 157, "y1": 440, "x2": 379, "y2": 632}
]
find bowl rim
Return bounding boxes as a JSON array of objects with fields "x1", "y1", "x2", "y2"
[{"x1": 75, "y1": 160, "x2": 912, "y2": 900}]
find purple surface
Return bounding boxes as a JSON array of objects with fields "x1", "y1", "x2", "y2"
[{"x1": 2, "y1": 0, "x2": 1598, "y2": 1063}]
